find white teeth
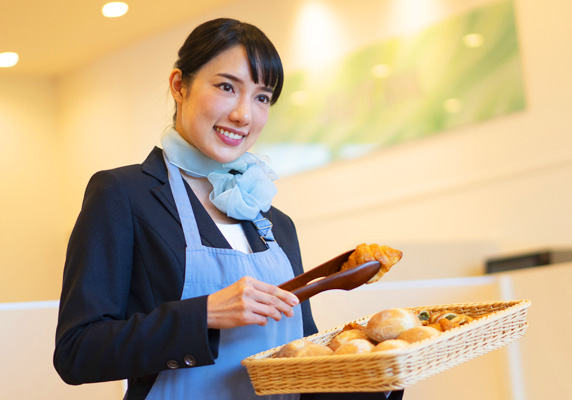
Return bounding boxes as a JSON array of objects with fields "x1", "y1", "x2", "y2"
[{"x1": 216, "y1": 127, "x2": 243, "y2": 140}]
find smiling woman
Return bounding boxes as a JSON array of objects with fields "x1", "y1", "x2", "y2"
[{"x1": 52, "y1": 17, "x2": 403, "y2": 400}]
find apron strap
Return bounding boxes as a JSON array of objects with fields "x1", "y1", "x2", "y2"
[
  {"x1": 163, "y1": 153, "x2": 202, "y2": 246},
  {"x1": 252, "y1": 214, "x2": 275, "y2": 245}
]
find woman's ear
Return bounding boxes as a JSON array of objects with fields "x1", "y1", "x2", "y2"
[{"x1": 169, "y1": 69, "x2": 185, "y2": 104}]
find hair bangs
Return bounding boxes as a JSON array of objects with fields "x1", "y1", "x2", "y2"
[{"x1": 244, "y1": 39, "x2": 283, "y2": 105}]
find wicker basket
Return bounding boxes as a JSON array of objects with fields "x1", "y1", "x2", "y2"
[{"x1": 242, "y1": 299, "x2": 531, "y2": 395}]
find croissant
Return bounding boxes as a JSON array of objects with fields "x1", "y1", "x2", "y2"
[{"x1": 340, "y1": 243, "x2": 403, "y2": 283}]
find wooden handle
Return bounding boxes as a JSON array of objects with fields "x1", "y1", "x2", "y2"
[
  {"x1": 290, "y1": 261, "x2": 380, "y2": 302},
  {"x1": 278, "y1": 250, "x2": 353, "y2": 292}
]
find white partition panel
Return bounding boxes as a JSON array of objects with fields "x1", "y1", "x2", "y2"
[{"x1": 0, "y1": 301, "x2": 125, "y2": 400}]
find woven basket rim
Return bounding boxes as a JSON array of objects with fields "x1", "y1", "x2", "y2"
[{"x1": 242, "y1": 298, "x2": 531, "y2": 365}]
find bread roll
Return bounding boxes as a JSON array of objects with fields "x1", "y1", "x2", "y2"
[
  {"x1": 341, "y1": 243, "x2": 403, "y2": 283},
  {"x1": 274, "y1": 339, "x2": 309, "y2": 358},
  {"x1": 295, "y1": 343, "x2": 334, "y2": 357},
  {"x1": 328, "y1": 329, "x2": 370, "y2": 351},
  {"x1": 438, "y1": 317, "x2": 459, "y2": 332},
  {"x1": 275, "y1": 339, "x2": 333, "y2": 358},
  {"x1": 429, "y1": 311, "x2": 458, "y2": 324},
  {"x1": 333, "y1": 339, "x2": 375, "y2": 355},
  {"x1": 397, "y1": 326, "x2": 440, "y2": 344},
  {"x1": 366, "y1": 308, "x2": 421, "y2": 342},
  {"x1": 417, "y1": 310, "x2": 431, "y2": 326},
  {"x1": 372, "y1": 339, "x2": 410, "y2": 352}
]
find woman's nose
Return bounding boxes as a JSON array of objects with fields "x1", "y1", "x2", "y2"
[{"x1": 229, "y1": 98, "x2": 251, "y2": 126}]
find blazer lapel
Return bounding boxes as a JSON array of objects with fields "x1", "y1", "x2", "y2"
[
  {"x1": 143, "y1": 147, "x2": 181, "y2": 224},
  {"x1": 142, "y1": 147, "x2": 229, "y2": 249}
]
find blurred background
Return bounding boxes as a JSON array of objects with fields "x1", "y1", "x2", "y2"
[{"x1": 1, "y1": 0, "x2": 571, "y2": 399}]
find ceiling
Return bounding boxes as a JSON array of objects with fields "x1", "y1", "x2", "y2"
[{"x1": 0, "y1": 0, "x2": 236, "y2": 78}]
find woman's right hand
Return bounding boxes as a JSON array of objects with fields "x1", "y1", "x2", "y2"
[{"x1": 206, "y1": 276, "x2": 299, "y2": 329}]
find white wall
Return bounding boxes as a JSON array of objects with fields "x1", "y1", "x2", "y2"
[
  {"x1": 0, "y1": 77, "x2": 67, "y2": 301},
  {"x1": 272, "y1": 0, "x2": 572, "y2": 270},
  {"x1": 0, "y1": 301, "x2": 125, "y2": 399},
  {"x1": 0, "y1": 1, "x2": 568, "y2": 295},
  {"x1": 54, "y1": 0, "x2": 572, "y2": 279}
]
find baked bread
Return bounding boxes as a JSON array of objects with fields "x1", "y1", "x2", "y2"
[
  {"x1": 340, "y1": 243, "x2": 403, "y2": 283},
  {"x1": 274, "y1": 339, "x2": 309, "y2": 358},
  {"x1": 295, "y1": 343, "x2": 334, "y2": 357},
  {"x1": 333, "y1": 339, "x2": 375, "y2": 355},
  {"x1": 275, "y1": 339, "x2": 333, "y2": 358},
  {"x1": 417, "y1": 310, "x2": 431, "y2": 325},
  {"x1": 372, "y1": 339, "x2": 410, "y2": 352},
  {"x1": 437, "y1": 317, "x2": 459, "y2": 331},
  {"x1": 429, "y1": 311, "x2": 458, "y2": 324},
  {"x1": 427, "y1": 311, "x2": 474, "y2": 331},
  {"x1": 328, "y1": 329, "x2": 371, "y2": 351},
  {"x1": 366, "y1": 308, "x2": 421, "y2": 342},
  {"x1": 397, "y1": 326, "x2": 440, "y2": 343}
]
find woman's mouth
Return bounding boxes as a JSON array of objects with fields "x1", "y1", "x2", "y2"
[
  {"x1": 215, "y1": 126, "x2": 245, "y2": 145},
  {"x1": 215, "y1": 126, "x2": 244, "y2": 140}
]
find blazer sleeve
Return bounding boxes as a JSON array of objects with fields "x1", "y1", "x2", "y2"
[{"x1": 54, "y1": 170, "x2": 217, "y2": 385}]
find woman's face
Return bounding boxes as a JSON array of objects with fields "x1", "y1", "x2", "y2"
[{"x1": 171, "y1": 45, "x2": 273, "y2": 164}]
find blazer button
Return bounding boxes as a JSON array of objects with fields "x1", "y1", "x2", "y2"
[
  {"x1": 166, "y1": 360, "x2": 180, "y2": 369},
  {"x1": 184, "y1": 355, "x2": 196, "y2": 367}
]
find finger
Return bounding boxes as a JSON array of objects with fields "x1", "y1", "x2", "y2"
[
  {"x1": 245, "y1": 287, "x2": 296, "y2": 318},
  {"x1": 246, "y1": 279, "x2": 300, "y2": 307},
  {"x1": 245, "y1": 277, "x2": 299, "y2": 307},
  {"x1": 236, "y1": 278, "x2": 298, "y2": 322},
  {"x1": 274, "y1": 287, "x2": 300, "y2": 307},
  {"x1": 251, "y1": 300, "x2": 285, "y2": 322}
]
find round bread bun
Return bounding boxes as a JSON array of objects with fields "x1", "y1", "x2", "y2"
[
  {"x1": 333, "y1": 339, "x2": 375, "y2": 355},
  {"x1": 372, "y1": 339, "x2": 410, "y2": 352},
  {"x1": 328, "y1": 329, "x2": 370, "y2": 351},
  {"x1": 366, "y1": 308, "x2": 421, "y2": 342},
  {"x1": 274, "y1": 339, "x2": 309, "y2": 358},
  {"x1": 275, "y1": 339, "x2": 334, "y2": 358},
  {"x1": 397, "y1": 326, "x2": 440, "y2": 344},
  {"x1": 295, "y1": 342, "x2": 334, "y2": 357}
]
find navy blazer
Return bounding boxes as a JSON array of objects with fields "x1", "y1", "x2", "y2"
[{"x1": 54, "y1": 147, "x2": 402, "y2": 400}]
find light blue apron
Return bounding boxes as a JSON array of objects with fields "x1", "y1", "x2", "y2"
[{"x1": 145, "y1": 156, "x2": 303, "y2": 400}]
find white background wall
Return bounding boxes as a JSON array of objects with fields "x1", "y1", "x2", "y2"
[
  {"x1": 2, "y1": 0, "x2": 571, "y2": 302},
  {"x1": 1, "y1": 0, "x2": 571, "y2": 398},
  {"x1": 0, "y1": 77, "x2": 67, "y2": 301}
]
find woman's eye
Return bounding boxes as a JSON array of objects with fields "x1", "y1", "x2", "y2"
[
  {"x1": 216, "y1": 83, "x2": 234, "y2": 92},
  {"x1": 257, "y1": 94, "x2": 271, "y2": 104}
]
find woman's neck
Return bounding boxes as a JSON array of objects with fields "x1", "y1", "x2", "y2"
[{"x1": 181, "y1": 171, "x2": 238, "y2": 224}]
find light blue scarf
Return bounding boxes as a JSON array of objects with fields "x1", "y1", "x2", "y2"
[{"x1": 161, "y1": 128, "x2": 278, "y2": 221}]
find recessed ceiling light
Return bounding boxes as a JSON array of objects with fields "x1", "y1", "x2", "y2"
[
  {"x1": 0, "y1": 52, "x2": 19, "y2": 68},
  {"x1": 102, "y1": 2, "x2": 129, "y2": 18}
]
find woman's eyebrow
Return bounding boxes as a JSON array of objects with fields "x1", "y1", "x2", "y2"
[{"x1": 216, "y1": 73, "x2": 274, "y2": 94}]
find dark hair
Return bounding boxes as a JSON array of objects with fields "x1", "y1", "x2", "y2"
[{"x1": 173, "y1": 18, "x2": 284, "y2": 123}]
